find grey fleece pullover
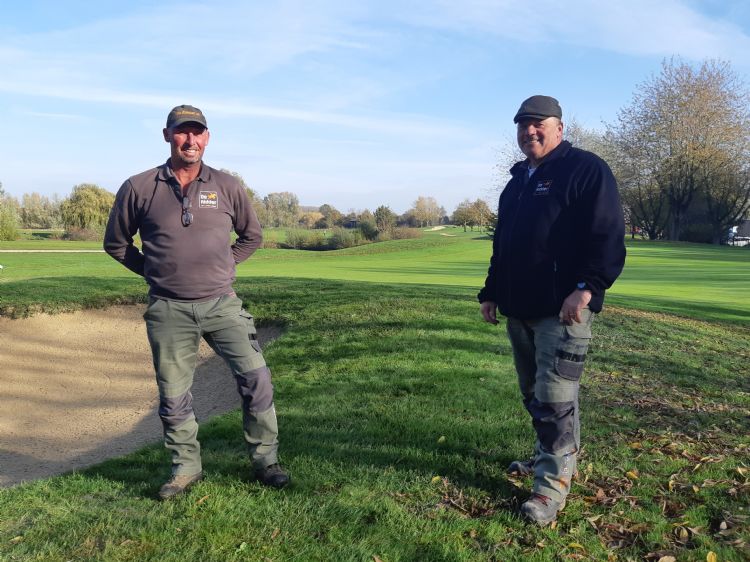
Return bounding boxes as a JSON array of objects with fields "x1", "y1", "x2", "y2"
[{"x1": 104, "y1": 161, "x2": 262, "y2": 301}]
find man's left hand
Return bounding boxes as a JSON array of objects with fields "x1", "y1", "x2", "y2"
[{"x1": 559, "y1": 289, "x2": 592, "y2": 325}]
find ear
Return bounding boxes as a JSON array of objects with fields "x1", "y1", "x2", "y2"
[{"x1": 163, "y1": 128, "x2": 170, "y2": 143}]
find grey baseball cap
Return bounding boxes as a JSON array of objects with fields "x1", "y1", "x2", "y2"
[
  {"x1": 166, "y1": 105, "x2": 207, "y2": 129},
  {"x1": 513, "y1": 95, "x2": 562, "y2": 124}
]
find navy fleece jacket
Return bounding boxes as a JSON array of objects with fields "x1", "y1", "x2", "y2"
[{"x1": 478, "y1": 141, "x2": 626, "y2": 319}]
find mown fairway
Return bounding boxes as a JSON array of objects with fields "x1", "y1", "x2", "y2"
[
  {"x1": 0, "y1": 231, "x2": 748, "y2": 561},
  {"x1": 1, "y1": 230, "x2": 749, "y2": 323}
]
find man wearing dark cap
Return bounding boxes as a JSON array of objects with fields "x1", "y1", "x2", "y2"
[
  {"x1": 478, "y1": 95, "x2": 625, "y2": 525},
  {"x1": 104, "y1": 104, "x2": 290, "y2": 499}
]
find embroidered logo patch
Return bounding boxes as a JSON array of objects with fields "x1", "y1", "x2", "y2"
[
  {"x1": 199, "y1": 191, "x2": 218, "y2": 208},
  {"x1": 534, "y1": 180, "x2": 552, "y2": 196}
]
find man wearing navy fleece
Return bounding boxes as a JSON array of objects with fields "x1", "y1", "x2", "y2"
[{"x1": 479, "y1": 95, "x2": 625, "y2": 525}]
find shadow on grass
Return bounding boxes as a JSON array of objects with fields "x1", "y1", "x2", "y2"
[{"x1": 68, "y1": 278, "x2": 527, "y2": 509}]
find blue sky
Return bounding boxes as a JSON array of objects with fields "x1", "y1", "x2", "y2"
[{"x1": 1, "y1": 1, "x2": 749, "y2": 214}]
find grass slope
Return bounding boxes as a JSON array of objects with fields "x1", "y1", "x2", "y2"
[{"x1": 1, "y1": 231, "x2": 748, "y2": 324}]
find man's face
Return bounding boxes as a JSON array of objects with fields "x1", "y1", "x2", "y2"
[
  {"x1": 516, "y1": 117, "x2": 563, "y2": 167},
  {"x1": 163, "y1": 123, "x2": 210, "y2": 166}
]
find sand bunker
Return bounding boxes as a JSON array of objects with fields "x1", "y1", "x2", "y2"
[{"x1": 0, "y1": 306, "x2": 280, "y2": 487}]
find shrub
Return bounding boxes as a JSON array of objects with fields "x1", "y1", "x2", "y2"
[
  {"x1": 391, "y1": 227, "x2": 422, "y2": 240},
  {"x1": 358, "y1": 219, "x2": 379, "y2": 241},
  {"x1": 328, "y1": 227, "x2": 367, "y2": 249},
  {"x1": 283, "y1": 229, "x2": 327, "y2": 250},
  {"x1": 63, "y1": 227, "x2": 104, "y2": 241}
]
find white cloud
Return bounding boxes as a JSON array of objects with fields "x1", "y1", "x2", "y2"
[{"x1": 395, "y1": 0, "x2": 750, "y2": 62}]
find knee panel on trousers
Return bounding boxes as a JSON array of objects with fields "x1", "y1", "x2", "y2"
[
  {"x1": 158, "y1": 391, "x2": 195, "y2": 428},
  {"x1": 235, "y1": 366, "x2": 274, "y2": 413},
  {"x1": 528, "y1": 398, "x2": 576, "y2": 454}
]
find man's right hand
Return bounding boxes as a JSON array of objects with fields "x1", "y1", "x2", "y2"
[{"x1": 480, "y1": 301, "x2": 499, "y2": 325}]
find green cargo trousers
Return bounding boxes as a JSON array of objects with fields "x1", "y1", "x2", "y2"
[
  {"x1": 144, "y1": 294, "x2": 279, "y2": 476},
  {"x1": 506, "y1": 309, "x2": 594, "y2": 503}
]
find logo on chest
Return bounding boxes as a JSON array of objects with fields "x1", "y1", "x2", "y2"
[
  {"x1": 199, "y1": 191, "x2": 218, "y2": 208},
  {"x1": 534, "y1": 180, "x2": 552, "y2": 196}
]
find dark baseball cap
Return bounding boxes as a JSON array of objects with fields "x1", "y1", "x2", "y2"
[
  {"x1": 166, "y1": 105, "x2": 207, "y2": 129},
  {"x1": 513, "y1": 95, "x2": 562, "y2": 124}
]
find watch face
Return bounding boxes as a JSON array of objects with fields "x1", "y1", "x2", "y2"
[{"x1": 577, "y1": 282, "x2": 586, "y2": 290}]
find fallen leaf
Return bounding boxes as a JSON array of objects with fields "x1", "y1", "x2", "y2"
[
  {"x1": 629, "y1": 442, "x2": 643, "y2": 450},
  {"x1": 626, "y1": 470, "x2": 639, "y2": 480},
  {"x1": 657, "y1": 557, "x2": 676, "y2": 562},
  {"x1": 430, "y1": 476, "x2": 442, "y2": 484},
  {"x1": 692, "y1": 485, "x2": 700, "y2": 493},
  {"x1": 271, "y1": 528, "x2": 280, "y2": 540},
  {"x1": 737, "y1": 467, "x2": 748, "y2": 477},
  {"x1": 9, "y1": 536, "x2": 23, "y2": 544},
  {"x1": 373, "y1": 556, "x2": 384, "y2": 562},
  {"x1": 568, "y1": 542, "x2": 585, "y2": 551},
  {"x1": 706, "y1": 552, "x2": 717, "y2": 562},
  {"x1": 196, "y1": 494, "x2": 210, "y2": 505},
  {"x1": 437, "y1": 435, "x2": 446, "y2": 444}
]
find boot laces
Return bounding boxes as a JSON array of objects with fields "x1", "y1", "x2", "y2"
[{"x1": 530, "y1": 493, "x2": 552, "y2": 506}]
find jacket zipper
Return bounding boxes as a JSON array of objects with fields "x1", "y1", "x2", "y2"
[{"x1": 504, "y1": 172, "x2": 529, "y2": 307}]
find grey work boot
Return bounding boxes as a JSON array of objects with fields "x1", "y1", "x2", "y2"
[
  {"x1": 521, "y1": 493, "x2": 566, "y2": 526},
  {"x1": 157, "y1": 472, "x2": 203, "y2": 500},
  {"x1": 507, "y1": 458, "x2": 535, "y2": 476},
  {"x1": 254, "y1": 463, "x2": 290, "y2": 489}
]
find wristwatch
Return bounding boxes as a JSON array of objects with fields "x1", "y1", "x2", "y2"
[{"x1": 576, "y1": 281, "x2": 588, "y2": 291}]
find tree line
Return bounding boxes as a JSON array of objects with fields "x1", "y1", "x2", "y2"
[{"x1": 0, "y1": 178, "x2": 493, "y2": 242}]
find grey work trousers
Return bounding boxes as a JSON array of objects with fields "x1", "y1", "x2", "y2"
[
  {"x1": 144, "y1": 294, "x2": 279, "y2": 476},
  {"x1": 506, "y1": 309, "x2": 594, "y2": 502}
]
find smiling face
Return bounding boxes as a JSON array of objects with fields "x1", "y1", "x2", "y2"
[
  {"x1": 163, "y1": 123, "x2": 210, "y2": 168},
  {"x1": 516, "y1": 117, "x2": 563, "y2": 167}
]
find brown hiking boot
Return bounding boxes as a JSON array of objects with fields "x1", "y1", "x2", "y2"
[
  {"x1": 521, "y1": 493, "x2": 566, "y2": 526},
  {"x1": 254, "y1": 463, "x2": 290, "y2": 489},
  {"x1": 157, "y1": 472, "x2": 203, "y2": 500}
]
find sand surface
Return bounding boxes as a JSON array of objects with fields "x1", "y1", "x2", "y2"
[{"x1": 0, "y1": 306, "x2": 280, "y2": 487}]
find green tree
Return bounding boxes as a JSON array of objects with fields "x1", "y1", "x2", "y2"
[
  {"x1": 470, "y1": 199, "x2": 493, "y2": 232},
  {"x1": 373, "y1": 205, "x2": 397, "y2": 232},
  {"x1": 452, "y1": 199, "x2": 475, "y2": 231},
  {"x1": 20, "y1": 192, "x2": 61, "y2": 229},
  {"x1": 0, "y1": 182, "x2": 19, "y2": 241},
  {"x1": 317, "y1": 204, "x2": 344, "y2": 229},
  {"x1": 263, "y1": 192, "x2": 299, "y2": 228},
  {"x1": 59, "y1": 184, "x2": 115, "y2": 232}
]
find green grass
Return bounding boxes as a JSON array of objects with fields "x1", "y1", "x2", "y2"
[
  {"x1": 0, "y1": 234, "x2": 748, "y2": 561},
  {"x1": 1, "y1": 231, "x2": 748, "y2": 323}
]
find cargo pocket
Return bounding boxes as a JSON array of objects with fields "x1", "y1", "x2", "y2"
[
  {"x1": 554, "y1": 313, "x2": 593, "y2": 381},
  {"x1": 238, "y1": 308, "x2": 258, "y2": 340}
]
